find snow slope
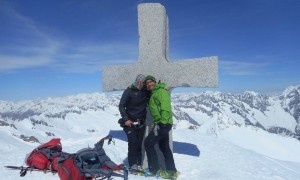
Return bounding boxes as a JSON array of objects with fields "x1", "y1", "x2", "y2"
[
  {"x1": 1, "y1": 86, "x2": 300, "y2": 179},
  {"x1": 1, "y1": 115, "x2": 300, "y2": 179}
]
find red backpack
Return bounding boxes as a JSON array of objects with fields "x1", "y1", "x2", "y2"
[
  {"x1": 25, "y1": 138, "x2": 62, "y2": 170},
  {"x1": 58, "y1": 158, "x2": 86, "y2": 180}
]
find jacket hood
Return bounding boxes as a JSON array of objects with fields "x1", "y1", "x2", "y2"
[
  {"x1": 128, "y1": 83, "x2": 137, "y2": 90},
  {"x1": 152, "y1": 82, "x2": 167, "y2": 92}
]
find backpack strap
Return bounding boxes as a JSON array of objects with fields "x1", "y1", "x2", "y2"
[
  {"x1": 39, "y1": 148, "x2": 62, "y2": 160},
  {"x1": 84, "y1": 168, "x2": 113, "y2": 178}
]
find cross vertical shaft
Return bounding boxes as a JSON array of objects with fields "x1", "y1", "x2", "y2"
[{"x1": 138, "y1": 3, "x2": 169, "y2": 63}]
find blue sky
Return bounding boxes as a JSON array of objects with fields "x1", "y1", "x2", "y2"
[{"x1": 0, "y1": 0, "x2": 299, "y2": 100}]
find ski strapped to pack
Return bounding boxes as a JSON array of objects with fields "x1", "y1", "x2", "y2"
[{"x1": 5, "y1": 165, "x2": 56, "y2": 177}]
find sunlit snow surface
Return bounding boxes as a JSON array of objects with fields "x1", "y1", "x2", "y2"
[
  {"x1": 1, "y1": 88, "x2": 300, "y2": 179},
  {"x1": 1, "y1": 120, "x2": 300, "y2": 179}
]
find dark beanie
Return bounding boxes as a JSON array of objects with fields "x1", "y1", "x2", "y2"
[{"x1": 145, "y1": 75, "x2": 156, "y2": 82}]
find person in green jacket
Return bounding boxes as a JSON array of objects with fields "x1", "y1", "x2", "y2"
[{"x1": 143, "y1": 75, "x2": 178, "y2": 179}]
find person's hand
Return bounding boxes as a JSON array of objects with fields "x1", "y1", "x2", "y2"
[{"x1": 124, "y1": 120, "x2": 133, "y2": 127}]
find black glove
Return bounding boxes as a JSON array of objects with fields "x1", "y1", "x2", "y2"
[{"x1": 118, "y1": 118, "x2": 125, "y2": 127}]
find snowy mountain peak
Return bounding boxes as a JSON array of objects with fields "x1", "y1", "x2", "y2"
[
  {"x1": 243, "y1": 90, "x2": 259, "y2": 96},
  {"x1": 282, "y1": 85, "x2": 300, "y2": 97},
  {"x1": 280, "y1": 85, "x2": 300, "y2": 127},
  {"x1": 239, "y1": 90, "x2": 270, "y2": 112}
]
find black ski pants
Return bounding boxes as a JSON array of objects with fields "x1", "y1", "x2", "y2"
[
  {"x1": 124, "y1": 125, "x2": 146, "y2": 167},
  {"x1": 144, "y1": 123, "x2": 177, "y2": 173}
]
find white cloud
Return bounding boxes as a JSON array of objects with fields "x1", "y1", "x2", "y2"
[
  {"x1": 0, "y1": 55, "x2": 51, "y2": 71},
  {"x1": 220, "y1": 60, "x2": 268, "y2": 76},
  {"x1": 52, "y1": 42, "x2": 138, "y2": 73},
  {"x1": 0, "y1": 2, "x2": 62, "y2": 71},
  {"x1": 0, "y1": 3, "x2": 138, "y2": 74}
]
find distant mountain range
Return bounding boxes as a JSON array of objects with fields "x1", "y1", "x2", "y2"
[
  {"x1": 0, "y1": 85, "x2": 299, "y2": 143},
  {"x1": 172, "y1": 85, "x2": 300, "y2": 141}
]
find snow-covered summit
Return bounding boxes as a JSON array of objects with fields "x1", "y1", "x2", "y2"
[
  {"x1": 1, "y1": 85, "x2": 300, "y2": 179},
  {"x1": 280, "y1": 85, "x2": 300, "y2": 124}
]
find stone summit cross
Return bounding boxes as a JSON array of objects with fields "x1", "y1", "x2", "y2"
[
  {"x1": 103, "y1": 3, "x2": 218, "y2": 90},
  {"x1": 102, "y1": 3, "x2": 218, "y2": 168}
]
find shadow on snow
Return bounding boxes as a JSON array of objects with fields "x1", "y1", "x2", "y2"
[{"x1": 109, "y1": 130, "x2": 200, "y2": 157}]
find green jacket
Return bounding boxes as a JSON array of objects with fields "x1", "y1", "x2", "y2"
[{"x1": 149, "y1": 82, "x2": 173, "y2": 125}]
